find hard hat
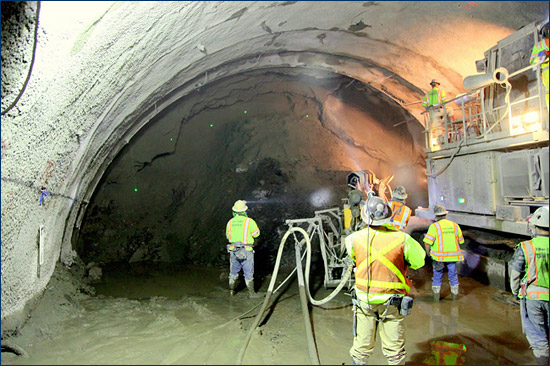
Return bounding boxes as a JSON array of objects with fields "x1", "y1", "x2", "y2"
[
  {"x1": 434, "y1": 204, "x2": 448, "y2": 216},
  {"x1": 529, "y1": 206, "x2": 549, "y2": 228},
  {"x1": 430, "y1": 79, "x2": 440, "y2": 86},
  {"x1": 392, "y1": 186, "x2": 408, "y2": 200},
  {"x1": 361, "y1": 195, "x2": 392, "y2": 226},
  {"x1": 232, "y1": 200, "x2": 248, "y2": 212}
]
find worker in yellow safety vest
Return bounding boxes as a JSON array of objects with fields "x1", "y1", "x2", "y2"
[
  {"x1": 345, "y1": 194, "x2": 426, "y2": 365},
  {"x1": 388, "y1": 186, "x2": 412, "y2": 231},
  {"x1": 530, "y1": 22, "x2": 549, "y2": 109},
  {"x1": 509, "y1": 206, "x2": 549, "y2": 365},
  {"x1": 226, "y1": 200, "x2": 261, "y2": 298},
  {"x1": 423, "y1": 204, "x2": 465, "y2": 301},
  {"x1": 422, "y1": 79, "x2": 448, "y2": 107}
]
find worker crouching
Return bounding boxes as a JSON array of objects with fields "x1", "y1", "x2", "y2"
[
  {"x1": 345, "y1": 195, "x2": 426, "y2": 365},
  {"x1": 226, "y1": 200, "x2": 261, "y2": 298}
]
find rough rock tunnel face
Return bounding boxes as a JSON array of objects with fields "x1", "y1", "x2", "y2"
[
  {"x1": 75, "y1": 68, "x2": 427, "y2": 270},
  {"x1": 1, "y1": 0, "x2": 548, "y2": 339}
]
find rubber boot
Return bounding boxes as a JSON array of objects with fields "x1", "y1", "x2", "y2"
[
  {"x1": 229, "y1": 277, "x2": 237, "y2": 296},
  {"x1": 432, "y1": 286, "x2": 441, "y2": 302},
  {"x1": 246, "y1": 280, "x2": 261, "y2": 298},
  {"x1": 450, "y1": 285, "x2": 459, "y2": 300}
]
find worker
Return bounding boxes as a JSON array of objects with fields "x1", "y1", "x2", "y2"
[
  {"x1": 509, "y1": 206, "x2": 549, "y2": 365},
  {"x1": 530, "y1": 21, "x2": 549, "y2": 109},
  {"x1": 345, "y1": 194, "x2": 426, "y2": 365},
  {"x1": 423, "y1": 204, "x2": 465, "y2": 301},
  {"x1": 388, "y1": 186, "x2": 412, "y2": 231},
  {"x1": 422, "y1": 79, "x2": 448, "y2": 108},
  {"x1": 422, "y1": 79, "x2": 455, "y2": 144},
  {"x1": 226, "y1": 200, "x2": 261, "y2": 298}
]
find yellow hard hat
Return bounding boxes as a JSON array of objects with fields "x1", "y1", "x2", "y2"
[{"x1": 232, "y1": 200, "x2": 248, "y2": 212}]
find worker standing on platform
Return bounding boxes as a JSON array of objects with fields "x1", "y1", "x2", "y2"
[
  {"x1": 509, "y1": 206, "x2": 549, "y2": 365},
  {"x1": 530, "y1": 21, "x2": 549, "y2": 109},
  {"x1": 423, "y1": 204, "x2": 465, "y2": 301},
  {"x1": 388, "y1": 186, "x2": 412, "y2": 231},
  {"x1": 226, "y1": 200, "x2": 261, "y2": 298},
  {"x1": 422, "y1": 79, "x2": 448, "y2": 108},
  {"x1": 345, "y1": 194, "x2": 425, "y2": 365}
]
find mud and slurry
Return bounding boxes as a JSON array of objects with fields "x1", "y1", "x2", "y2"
[{"x1": 1, "y1": 262, "x2": 535, "y2": 365}]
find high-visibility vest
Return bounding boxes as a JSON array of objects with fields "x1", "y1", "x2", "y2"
[
  {"x1": 226, "y1": 216, "x2": 260, "y2": 251},
  {"x1": 422, "y1": 87, "x2": 447, "y2": 107},
  {"x1": 424, "y1": 219, "x2": 464, "y2": 262},
  {"x1": 517, "y1": 236, "x2": 549, "y2": 301},
  {"x1": 351, "y1": 228, "x2": 411, "y2": 294},
  {"x1": 389, "y1": 200, "x2": 412, "y2": 231},
  {"x1": 530, "y1": 40, "x2": 549, "y2": 72},
  {"x1": 428, "y1": 341, "x2": 467, "y2": 365}
]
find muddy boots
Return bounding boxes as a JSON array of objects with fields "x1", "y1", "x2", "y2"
[
  {"x1": 451, "y1": 285, "x2": 459, "y2": 300},
  {"x1": 229, "y1": 277, "x2": 237, "y2": 296},
  {"x1": 246, "y1": 280, "x2": 261, "y2": 298},
  {"x1": 432, "y1": 286, "x2": 441, "y2": 302}
]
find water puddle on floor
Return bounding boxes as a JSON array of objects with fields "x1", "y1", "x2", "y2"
[{"x1": 2, "y1": 263, "x2": 536, "y2": 364}]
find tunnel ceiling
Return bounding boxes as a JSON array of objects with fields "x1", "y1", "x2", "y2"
[{"x1": 1, "y1": 1, "x2": 548, "y2": 324}]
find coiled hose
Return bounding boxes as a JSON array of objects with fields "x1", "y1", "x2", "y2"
[{"x1": 236, "y1": 226, "x2": 353, "y2": 364}]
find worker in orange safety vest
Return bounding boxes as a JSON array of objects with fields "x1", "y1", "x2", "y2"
[
  {"x1": 345, "y1": 194, "x2": 425, "y2": 365},
  {"x1": 388, "y1": 186, "x2": 412, "y2": 231},
  {"x1": 226, "y1": 200, "x2": 261, "y2": 298},
  {"x1": 423, "y1": 204, "x2": 465, "y2": 301}
]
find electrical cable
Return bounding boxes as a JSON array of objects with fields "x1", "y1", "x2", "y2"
[{"x1": 1, "y1": 1, "x2": 41, "y2": 116}]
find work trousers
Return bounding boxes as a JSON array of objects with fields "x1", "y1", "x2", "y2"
[
  {"x1": 350, "y1": 301, "x2": 406, "y2": 365},
  {"x1": 520, "y1": 298, "x2": 549, "y2": 360},
  {"x1": 432, "y1": 261, "x2": 458, "y2": 287},
  {"x1": 229, "y1": 250, "x2": 254, "y2": 281}
]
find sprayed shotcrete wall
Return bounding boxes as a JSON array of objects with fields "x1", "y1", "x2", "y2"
[{"x1": 1, "y1": 1, "x2": 547, "y2": 330}]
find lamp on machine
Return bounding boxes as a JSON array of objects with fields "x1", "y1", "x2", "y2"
[{"x1": 510, "y1": 111, "x2": 540, "y2": 135}]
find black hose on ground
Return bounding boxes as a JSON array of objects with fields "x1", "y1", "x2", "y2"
[
  {"x1": 295, "y1": 240, "x2": 320, "y2": 365},
  {"x1": 236, "y1": 226, "x2": 353, "y2": 364},
  {"x1": 236, "y1": 226, "x2": 297, "y2": 364}
]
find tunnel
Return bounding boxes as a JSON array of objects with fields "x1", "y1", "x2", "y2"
[{"x1": 1, "y1": 1, "x2": 548, "y2": 364}]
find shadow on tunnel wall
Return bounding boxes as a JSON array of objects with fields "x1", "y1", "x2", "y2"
[{"x1": 73, "y1": 69, "x2": 428, "y2": 274}]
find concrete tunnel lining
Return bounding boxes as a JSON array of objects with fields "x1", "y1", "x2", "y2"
[{"x1": 1, "y1": 0, "x2": 548, "y2": 333}]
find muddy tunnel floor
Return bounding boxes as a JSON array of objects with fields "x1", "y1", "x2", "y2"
[{"x1": 1, "y1": 262, "x2": 536, "y2": 365}]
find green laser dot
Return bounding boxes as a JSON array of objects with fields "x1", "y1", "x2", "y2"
[
  {"x1": 134, "y1": 188, "x2": 138, "y2": 192},
  {"x1": 244, "y1": 110, "x2": 247, "y2": 114},
  {"x1": 210, "y1": 124, "x2": 214, "y2": 127},
  {"x1": 306, "y1": 114, "x2": 309, "y2": 118}
]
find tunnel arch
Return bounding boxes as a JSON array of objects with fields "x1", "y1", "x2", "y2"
[
  {"x1": 2, "y1": 0, "x2": 547, "y2": 329},
  {"x1": 62, "y1": 30, "x2": 456, "y2": 261}
]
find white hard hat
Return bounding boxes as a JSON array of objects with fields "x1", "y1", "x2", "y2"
[
  {"x1": 434, "y1": 204, "x2": 448, "y2": 216},
  {"x1": 232, "y1": 200, "x2": 248, "y2": 212},
  {"x1": 529, "y1": 206, "x2": 549, "y2": 228},
  {"x1": 361, "y1": 195, "x2": 392, "y2": 226}
]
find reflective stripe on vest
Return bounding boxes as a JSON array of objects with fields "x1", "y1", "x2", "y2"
[
  {"x1": 389, "y1": 201, "x2": 411, "y2": 230},
  {"x1": 353, "y1": 230, "x2": 411, "y2": 294},
  {"x1": 520, "y1": 239, "x2": 550, "y2": 300},
  {"x1": 430, "y1": 221, "x2": 463, "y2": 261}
]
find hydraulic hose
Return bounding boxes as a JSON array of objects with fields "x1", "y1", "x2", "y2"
[
  {"x1": 236, "y1": 226, "x2": 353, "y2": 364},
  {"x1": 295, "y1": 237, "x2": 321, "y2": 365},
  {"x1": 236, "y1": 226, "x2": 297, "y2": 364}
]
